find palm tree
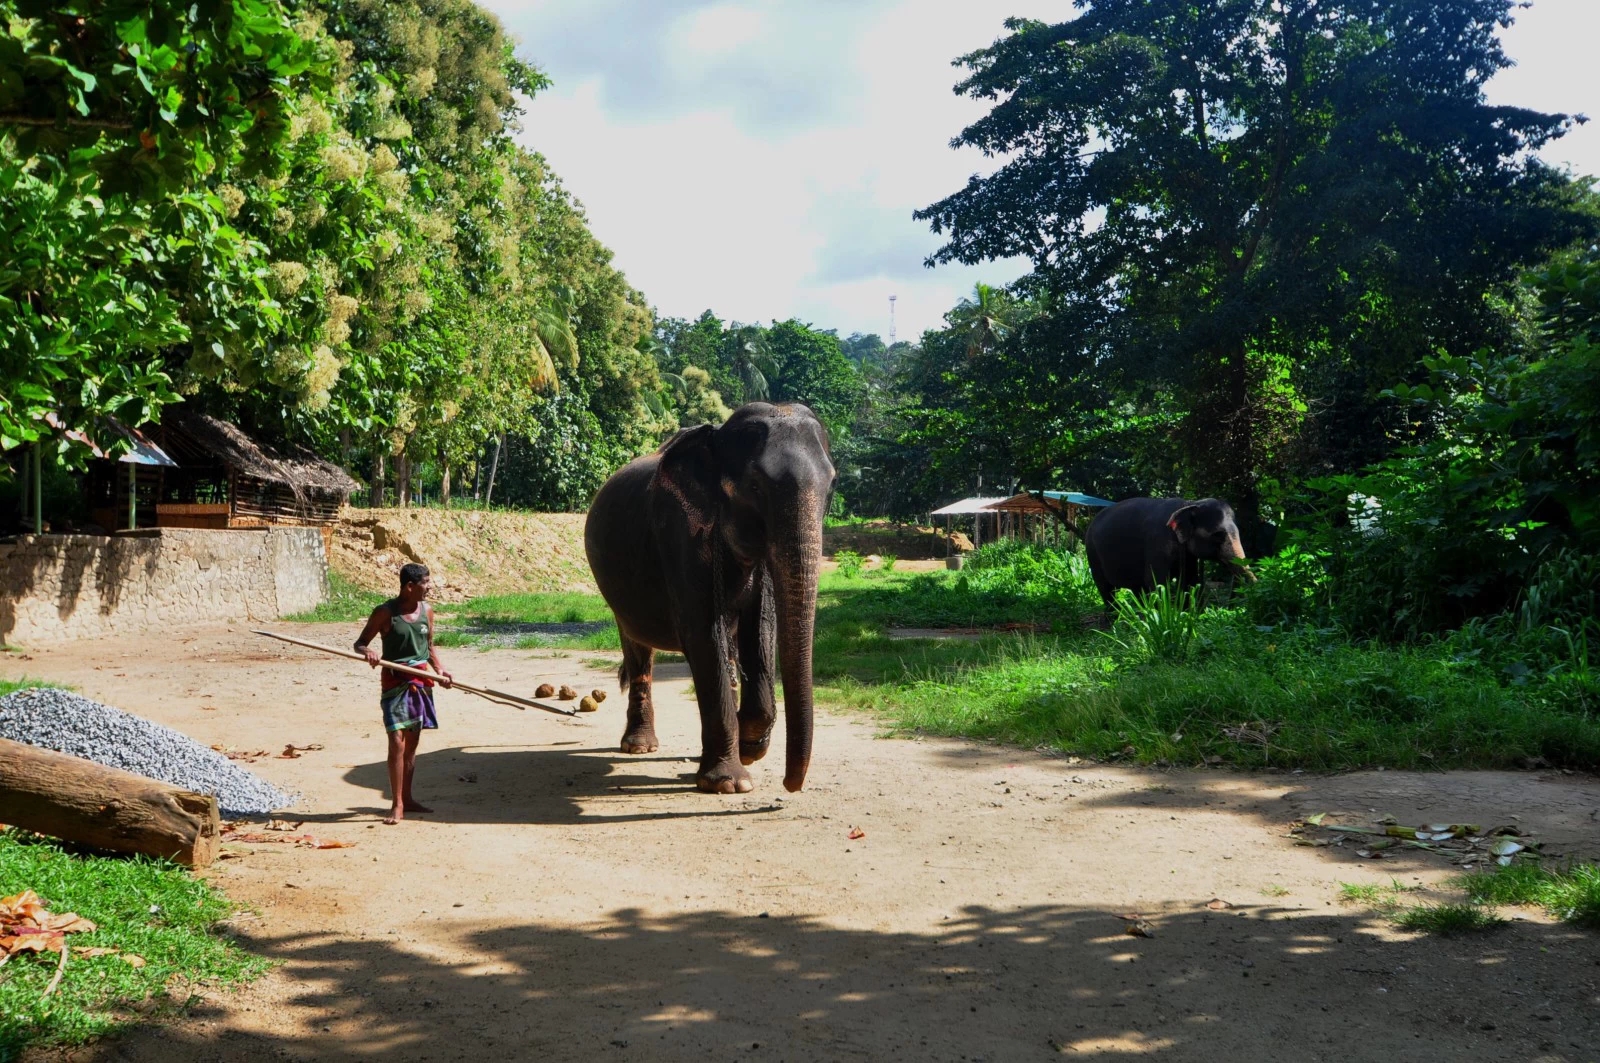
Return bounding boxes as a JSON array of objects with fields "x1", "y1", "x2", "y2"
[
  {"x1": 726, "y1": 324, "x2": 777, "y2": 402},
  {"x1": 528, "y1": 285, "x2": 579, "y2": 392},
  {"x1": 951, "y1": 282, "x2": 1015, "y2": 360}
]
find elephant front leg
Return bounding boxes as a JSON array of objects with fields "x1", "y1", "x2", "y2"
[
  {"x1": 682, "y1": 625, "x2": 751, "y2": 794},
  {"x1": 619, "y1": 636, "x2": 659, "y2": 755},
  {"x1": 736, "y1": 569, "x2": 777, "y2": 765}
]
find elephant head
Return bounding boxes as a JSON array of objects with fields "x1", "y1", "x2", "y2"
[
  {"x1": 654, "y1": 403, "x2": 835, "y2": 792},
  {"x1": 1168, "y1": 498, "x2": 1256, "y2": 580}
]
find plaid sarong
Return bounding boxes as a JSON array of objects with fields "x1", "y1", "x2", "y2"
[{"x1": 380, "y1": 659, "x2": 438, "y2": 732}]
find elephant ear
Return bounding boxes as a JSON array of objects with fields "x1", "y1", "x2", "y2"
[
  {"x1": 1167, "y1": 504, "x2": 1199, "y2": 543},
  {"x1": 654, "y1": 424, "x2": 719, "y2": 534}
]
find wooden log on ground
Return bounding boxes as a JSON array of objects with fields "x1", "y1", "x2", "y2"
[{"x1": 0, "y1": 738, "x2": 219, "y2": 867}]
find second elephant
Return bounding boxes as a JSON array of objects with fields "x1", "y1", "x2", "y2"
[{"x1": 1084, "y1": 496, "x2": 1253, "y2": 609}]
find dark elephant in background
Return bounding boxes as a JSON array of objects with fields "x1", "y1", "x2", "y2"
[
  {"x1": 1084, "y1": 497, "x2": 1255, "y2": 610},
  {"x1": 583, "y1": 403, "x2": 834, "y2": 794}
]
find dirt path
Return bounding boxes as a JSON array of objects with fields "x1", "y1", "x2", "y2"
[{"x1": 7, "y1": 624, "x2": 1599, "y2": 1062}]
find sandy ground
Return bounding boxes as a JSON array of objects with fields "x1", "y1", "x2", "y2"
[{"x1": 6, "y1": 623, "x2": 1600, "y2": 1063}]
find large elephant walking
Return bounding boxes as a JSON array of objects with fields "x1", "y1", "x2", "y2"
[
  {"x1": 1084, "y1": 497, "x2": 1253, "y2": 610},
  {"x1": 583, "y1": 403, "x2": 834, "y2": 794}
]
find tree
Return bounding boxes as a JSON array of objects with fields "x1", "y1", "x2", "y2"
[
  {"x1": 1, "y1": 0, "x2": 322, "y2": 463},
  {"x1": 918, "y1": 2, "x2": 1594, "y2": 529},
  {"x1": 948, "y1": 282, "x2": 1017, "y2": 360}
]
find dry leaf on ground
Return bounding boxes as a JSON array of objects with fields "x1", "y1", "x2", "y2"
[
  {"x1": 0, "y1": 890, "x2": 98, "y2": 960},
  {"x1": 847, "y1": 827, "x2": 866, "y2": 840}
]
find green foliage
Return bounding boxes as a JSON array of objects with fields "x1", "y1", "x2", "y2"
[
  {"x1": 1460, "y1": 862, "x2": 1600, "y2": 928},
  {"x1": 915, "y1": 3, "x2": 1593, "y2": 523},
  {"x1": 1393, "y1": 904, "x2": 1505, "y2": 935},
  {"x1": 0, "y1": 832, "x2": 266, "y2": 1055},
  {"x1": 833, "y1": 550, "x2": 864, "y2": 579},
  {"x1": 810, "y1": 558, "x2": 1600, "y2": 771},
  {"x1": 285, "y1": 570, "x2": 385, "y2": 624},
  {"x1": 1103, "y1": 585, "x2": 1201, "y2": 663},
  {"x1": 0, "y1": 0, "x2": 322, "y2": 460}
]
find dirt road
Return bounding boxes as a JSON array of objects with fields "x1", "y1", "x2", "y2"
[{"x1": 7, "y1": 623, "x2": 1599, "y2": 1062}]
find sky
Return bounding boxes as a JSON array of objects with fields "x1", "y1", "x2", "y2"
[{"x1": 482, "y1": 0, "x2": 1600, "y2": 343}]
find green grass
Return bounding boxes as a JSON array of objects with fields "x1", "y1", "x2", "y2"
[
  {"x1": 808, "y1": 548, "x2": 1600, "y2": 772},
  {"x1": 286, "y1": 571, "x2": 386, "y2": 624},
  {"x1": 0, "y1": 678, "x2": 57, "y2": 698},
  {"x1": 456, "y1": 592, "x2": 611, "y2": 624},
  {"x1": 0, "y1": 832, "x2": 266, "y2": 1057},
  {"x1": 512, "y1": 628, "x2": 621, "y2": 651},
  {"x1": 1394, "y1": 903, "x2": 1505, "y2": 935},
  {"x1": 1337, "y1": 879, "x2": 1421, "y2": 915},
  {"x1": 1460, "y1": 862, "x2": 1600, "y2": 927}
]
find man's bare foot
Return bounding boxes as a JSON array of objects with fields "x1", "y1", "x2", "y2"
[
  {"x1": 402, "y1": 800, "x2": 433, "y2": 813},
  {"x1": 384, "y1": 805, "x2": 404, "y2": 825}
]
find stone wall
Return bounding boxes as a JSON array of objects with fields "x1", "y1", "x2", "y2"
[{"x1": 0, "y1": 528, "x2": 329, "y2": 646}]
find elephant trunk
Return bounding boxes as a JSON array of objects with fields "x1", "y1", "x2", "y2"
[
  {"x1": 770, "y1": 539, "x2": 820, "y2": 793},
  {"x1": 1221, "y1": 533, "x2": 1257, "y2": 583}
]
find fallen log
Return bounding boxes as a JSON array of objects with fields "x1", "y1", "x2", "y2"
[{"x1": 0, "y1": 738, "x2": 220, "y2": 867}]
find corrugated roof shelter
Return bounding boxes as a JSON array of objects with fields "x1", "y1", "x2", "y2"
[{"x1": 931, "y1": 491, "x2": 1112, "y2": 551}]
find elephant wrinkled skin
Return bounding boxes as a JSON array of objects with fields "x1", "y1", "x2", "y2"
[
  {"x1": 583, "y1": 403, "x2": 834, "y2": 794},
  {"x1": 1084, "y1": 496, "x2": 1254, "y2": 610}
]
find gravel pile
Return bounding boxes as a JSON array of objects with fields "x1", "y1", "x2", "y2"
[{"x1": 0, "y1": 688, "x2": 295, "y2": 816}]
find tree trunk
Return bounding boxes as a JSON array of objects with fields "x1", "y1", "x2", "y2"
[
  {"x1": 0, "y1": 738, "x2": 220, "y2": 867},
  {"x1": 397, "y1": 450, "x2": 411, "y2": 508},
  {"x1": 439, "y1": 443, "x2": 451, "y2": 508},
  {"x1": 484, "y1": 434, "x2": 505, "y2": 507},
  {"x1": 372, "y1": 452, "x2": 386, "y2": 509}
]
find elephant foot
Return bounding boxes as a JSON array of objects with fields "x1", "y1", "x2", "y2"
[
  {"x1": 738, "y1": 724, "x2": 772, "y2": 765},
  {"x1": 696, "y1": 761, "x2": 754, "y2": 794},
  {"x1": 620, "y1": 729, "x2": 659, "y2": 755}
]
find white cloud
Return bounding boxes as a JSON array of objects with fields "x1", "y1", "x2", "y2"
[{"x1": 488, "y1": 0, "x2": 1600, "y2": 343}]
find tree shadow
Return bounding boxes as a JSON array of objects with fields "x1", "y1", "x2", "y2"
[{"x1": 104, "y1": 902, "x2": 1596, "y2": 1061}]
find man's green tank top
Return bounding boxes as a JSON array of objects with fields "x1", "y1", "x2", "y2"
[{"x1": 381, "y1": 601, "x2": 431, "y2": 664}]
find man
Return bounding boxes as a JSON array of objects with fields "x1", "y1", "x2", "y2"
[{"x1": 355, "y1": 563, "x2": 452, "y2": 824}]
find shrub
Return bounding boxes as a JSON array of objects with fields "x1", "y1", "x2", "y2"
[{"x1": 834, "y1": 550, "x2": 865, "y2": 579}]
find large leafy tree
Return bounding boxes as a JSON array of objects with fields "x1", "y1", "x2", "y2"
[
  {"x1": 918, "y1": 1, "x2": 1592, "y2": 528},
  {"x1": 0, "y1": 0, "x2": 322, "y2": 461}
]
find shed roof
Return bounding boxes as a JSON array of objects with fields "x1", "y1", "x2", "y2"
[
  {"x1": 930, "y1": 496, "x2": 1011, "y2": 516},
  {"x1": 164, "y1": 412, "x2": 358, "y2": 495}
]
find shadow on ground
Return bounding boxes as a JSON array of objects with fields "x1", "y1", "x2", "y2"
[
  {"x1": 93, "y1": 902, "x2": 1597, "y2": 1062},
  {"x1": 331, "y1": 744, "x2": 780, "y2": 826}
]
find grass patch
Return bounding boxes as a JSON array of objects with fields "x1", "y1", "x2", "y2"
[
  {"x1": 0, "y1": 678, "x2": 57, "y2": 698},
  {"x1": 0, "y1": 832, "x2": 266, "y2": 1056},
  {"x1": 809, "y1": 546, "x2": 1600, "y2": 772},
  {"x1": 458, "y1": 592, "x2": 611, "y2": 625},
  {"x1": 433, "y1": 631, "x2": 480, "y2": 649},
  {"x1": 1394, "y1": 903, "x2": 1505, "y2": 935},
  {"x1": 511, "y1": 627, "x2": 620, "y2": 651},
  {"x1": 286, "y1": 571, "x2": 385, "y2": 624},
  {"x1": 1460, "y1": 862, "x2": 1600, "y2": 927},
  {"x1": 1337, "y1": 879, "x2": 1421, "y2": 915}
]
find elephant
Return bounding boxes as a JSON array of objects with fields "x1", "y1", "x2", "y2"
[
  {"x1": 1084, "y1": 497, "x2": 1254, "y2": 610},
  {"x1": 583, "y1": 402, "x2": 835, "y2": 794}
]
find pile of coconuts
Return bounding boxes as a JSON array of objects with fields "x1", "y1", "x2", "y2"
[{"x1": 536, "y1": 683, "x2": 606, "y2": 713}]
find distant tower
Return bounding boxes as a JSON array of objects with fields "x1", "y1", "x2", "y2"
[{"x1": 888, "y1": 294, "x2": 898, "y2": 346}]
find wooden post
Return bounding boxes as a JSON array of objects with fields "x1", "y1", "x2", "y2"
[
  {"x1": 127, "y1": 463, "x2": 136, "y2": 531},
  {"x1": 0, "y1": 739, "x2": 221, "y2": 867}
]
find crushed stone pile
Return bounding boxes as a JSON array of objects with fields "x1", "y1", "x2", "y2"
[{"x1": 0, "y1": 688, "x2": 295, "y2": 816}]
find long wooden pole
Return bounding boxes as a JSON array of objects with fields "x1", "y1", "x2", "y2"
[{"x1": 250, "y1": 630, "x2": 580, "y2": 717}]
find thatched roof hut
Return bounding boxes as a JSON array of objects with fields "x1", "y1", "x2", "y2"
[{"x1": 152, "y1": 412, "x2": 357, "y2": 528}]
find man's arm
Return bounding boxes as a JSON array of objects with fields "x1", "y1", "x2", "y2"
[
  {"x1": 426, "y1": 603, "x2": 453, "y2": 687},
  {"x1": 354, "y1": 604, "x2": 390, "y2": 668}
]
